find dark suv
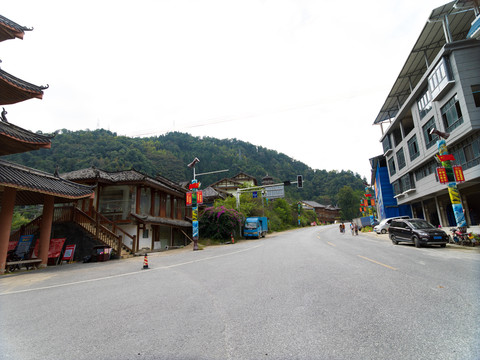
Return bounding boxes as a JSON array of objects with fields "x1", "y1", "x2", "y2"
[{"x1": 389, "y1": 218, "x2": 448, "y2": 248}]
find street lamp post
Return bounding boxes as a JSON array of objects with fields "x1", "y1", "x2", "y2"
[
  {"x1": 430, "y1": 128, "x2": 467, "y2": 231},
  {"x1": 187, "y1": 158, "x2": 228, "y2": 251}
]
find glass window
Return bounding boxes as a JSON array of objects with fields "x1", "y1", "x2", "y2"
[
  {"x1": 441, "y1": 94, "x2": 463, "y2": 132},
  {"x1": 154, "y1": 192, "x2": 161, "y2": 216},
  {"x1": 400, "y1": 173, "x2": 414, "y2": 191},
  {"x1": 417, "y1": 88, "x2": 432, "y2": 119},
  {"x1": 388, "y1": 157, "x2": 396, "y2": 176},
  {"x1": 392, "y1": 180, "x2": 401, "y2": 196},
  {"x1": 166, "y1": 194, "x2": 171, "y2": 218},
  {"x1": 382, "y1": 135, "x2": 392, "y2": 154},
  {"x1": 396, "y1": 148, "x2": 406, "y2": 170},
  {"x1": 422, "y1": 117, "x2": 438, "y2": 149},
  {"x1": 140, "y1": 188, "x2": 151, "y2": 215},
  {"x1": 428, "y1": 58, "x2": 452, "y2": 99},
  {"x1": 472, "y1": 85, "x2": 480, "y2": 107},
  {"x1": 407, "y1": 135, "x2": 420, "y2": 161}
]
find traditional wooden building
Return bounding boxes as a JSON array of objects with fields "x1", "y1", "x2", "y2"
[
  {"x1": 0, "y1": 14, "x2": 94, "y2": 273},
  {"x1": 62, "y1": 167, "x2": 192, "y2": 252},
  {"x1": 210, "y1": 172, "x2": 258, "y2": 195},
  {"x1": 300, "y1": 200, "x2": 341, "y2": 224}
]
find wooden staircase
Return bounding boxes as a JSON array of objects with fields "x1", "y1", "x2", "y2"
[{"x1": 10, "y1": 206, "x2": 136, "y2": 258}]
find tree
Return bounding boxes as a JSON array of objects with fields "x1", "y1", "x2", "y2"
[{"x1": 337, "y1": 185, "x2": 360, "y2": 221}]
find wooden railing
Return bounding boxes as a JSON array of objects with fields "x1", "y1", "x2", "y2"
[
  {"x1": 10, "y1": 206, "x2": 135, "y2": 256},
  {"x1": 95, "y1": 211, "x2": 136, "y2": 253},
  {"x1": 9, "y1": 217, "x2": 43, "y2": 243}
]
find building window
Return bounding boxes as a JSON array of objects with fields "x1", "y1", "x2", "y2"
[
  {"x1": 441, "y1": 94, "x2": 463, "y2": 132},
  {"x1": 450, "y1": 134, "x2": 480, "y2": 170},
  {"x1": 388, "y1": 157, "x2": 396, "y2": 176},
  {"x1": 382, "y1": 135, "x2": 392, "y2": 154},
  {"x1": 407, "y1": 135, "x2": 420, "y2": 161},
  {"x1": 415, "y1": 160, "x2": 436, "y2": 181},
  {"x1": 396, "y1": 148, "x2": 406, "y2": 170},
  {"x1": 422, "y1": 117, "x2": 438, "y2": 149},
  {"x1": 472, "y1": 85, "x2": 480, "y2": 107},
  {"x1": 140, "y1": 188, "x2": 151, "y2": 215},
  {"x1": 428, "y1": 57, "x2": 452, "y2": 100},
  {"x1": 400, "y1": 173, "x2": 414, "y2": 192},
  {"x1": 392, "y1": 180, "x2": 401, "y2": 196},
  {"x1": 166, "y1": 194, "x2": 171, "y2": 218},
  {"x1": 417, "y1": 88, "x2": 432, "y2": 119}
]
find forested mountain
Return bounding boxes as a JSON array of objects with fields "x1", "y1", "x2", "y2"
[{"x1": 5, "y1": 129, "x2": 367, "y2": 205}]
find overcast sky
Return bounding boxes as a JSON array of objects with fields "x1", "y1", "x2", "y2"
[{"x1": 2, "y1": 0, "x2": 447, "y2": 180}]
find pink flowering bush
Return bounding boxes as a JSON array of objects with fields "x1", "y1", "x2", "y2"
[{"x1": 199, "y1": 206, "x2": 244, "y2": 240}]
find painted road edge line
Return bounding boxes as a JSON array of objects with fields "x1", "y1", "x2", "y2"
[
  {"x1": 357, "y1": 255, "x2": 398, "y2": 271},
  {"x1": 0, "y1": 244, "x2": 264, "y2": 296}
]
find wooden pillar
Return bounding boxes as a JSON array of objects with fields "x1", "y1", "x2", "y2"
[
  {"x1": 0, "y1": 187, "x2": 17, "y2": 274},
  {"x1": 38, "y1": 195, "x2": 55, "y2": 268}
]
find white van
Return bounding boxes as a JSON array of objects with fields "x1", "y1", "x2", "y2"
[{"x1": 373, "y1": 216, "x2": 410, "y2": 234}]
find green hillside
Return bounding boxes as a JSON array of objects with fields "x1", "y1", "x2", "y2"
[{"x1": 5, "y1": 129, "x2": 367, "y2": 206}]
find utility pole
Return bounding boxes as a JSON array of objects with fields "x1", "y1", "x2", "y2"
[
  {"x1": 187, "y1": 158, "x2": 228, "y2": 250},
  {"x1": 430, "y1": 128, "x2": 467, "y2": 230}
]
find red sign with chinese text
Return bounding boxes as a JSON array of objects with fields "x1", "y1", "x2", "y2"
[
  {"x1": 437, "y1": 167, "x2": 448, "y2": 184},
  {"x1": 186, "y1": 192, "x2": 192, "y2": 206},
  {"x1": 197, "y1": 191, "x2": 203, "y2": 205},
  {"x1": 453, "y1": 166, "x2": 465, "y2": 182}
]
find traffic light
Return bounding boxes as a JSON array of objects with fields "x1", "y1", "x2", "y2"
[{"x1": 297, "y1": 175, "x2": 303, "y2": 188}]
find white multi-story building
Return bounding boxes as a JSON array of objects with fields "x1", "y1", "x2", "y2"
[{"x1": 373, "y1": 1, "x2": 480, "y2": 227}]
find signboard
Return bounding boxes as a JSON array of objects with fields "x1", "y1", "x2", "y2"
[
  {"x1": 16, "y1": 235, "x2": 34, "y2": 258},
  {"x1": 265, "y1": 185, "x2": 285, "y2": 199},
  {"x1": 453, "y1": 165, "x2": 465, "y2": 182},
  {"x1": 33, "y1": 238, "x2": 66, "y2": 258},
  {"x1": 62, "y1": 244, "x2": 76, "y2": 262},
  {"x1": 197, "y1": 191, "x2": 203, "y2": 205},
  {"x1": 437, "y1": 167, "x2": 449, "y2": 184},
  {"x1": 186, "y1": 192, "x2": 192, "y2": 206},
  {"x1": 253, "y1": 191, "x2": 257, "y2": 198}
]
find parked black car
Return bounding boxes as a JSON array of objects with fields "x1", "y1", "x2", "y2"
[{"x1": 389, "y1": 218, "x2": 448, "y2": 248}]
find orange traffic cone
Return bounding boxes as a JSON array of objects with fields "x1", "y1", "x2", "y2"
[
  {"x1": 143, "y1": 253, "x2": 149, "y2": 269},
  {"x1": 231, "y1": 233, "x2": 234, "y2": 244}
]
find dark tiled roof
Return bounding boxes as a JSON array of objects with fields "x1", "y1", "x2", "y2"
[
  {"x1": 0, "y1": 119, "x2": 52, "y2": 155},
  {"x1": 0, "y1": 159, "x2": 95, "y2": 205},
  {"x1": 62, "y1": 167, "x2": 186, "y2": 197},
  {"x1": 0, "y1": 14, "x2": 32, "y2": 42},
  {"x1": 0, "y1": 68, "x2": 48, "y2": 105},
  {"x1": 302, "y1": 200, "x2": 325, "y2": 209}
]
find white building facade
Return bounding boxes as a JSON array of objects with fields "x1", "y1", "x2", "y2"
[{"x1": 374, "y1": 1, "x2": 480, "y2": 227}]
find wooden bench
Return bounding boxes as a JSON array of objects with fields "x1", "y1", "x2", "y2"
[{"x1": 5, "y1": 259, "x2": 42, "y2": 272}]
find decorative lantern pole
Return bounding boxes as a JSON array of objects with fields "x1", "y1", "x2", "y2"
[
  {"x1": 430, "y1": 128, "x2": 467, "y2": 231},
  {"x1": 186, "y1": 158, "x2": 228, "y2": 251}
]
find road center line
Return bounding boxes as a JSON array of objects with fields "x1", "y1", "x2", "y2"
[
  {"x1": 0, "y1": 244, "x2": 264, "y2": 296},
  {"x1": 357, "y1": 255, "x2": 398, "y2": 271},
  {"x1": 327, "y1": 242, "x2": 336, "y2": 247}
]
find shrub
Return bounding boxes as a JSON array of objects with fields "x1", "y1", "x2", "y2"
[{"x1": 199, "y1": 206, "x2": 244, "y2": 240}]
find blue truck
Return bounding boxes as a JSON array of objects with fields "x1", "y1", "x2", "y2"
[{"x1": 244, "y1": 217, "x2": 268, "y2": 238}]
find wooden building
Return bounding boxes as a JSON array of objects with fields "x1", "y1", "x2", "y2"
[
  {"x1": 62, "y1": 167, "x2": 192, "y2": 252},
  {"x1": 0, "y1": 14, "x2": 94, "y2": 273},
  {"x1": 300, "y1": 201, "x2": 341, "y2": 224},
  {"x1": 210, "y1": 172, "x2": 258, "y2": 195}
]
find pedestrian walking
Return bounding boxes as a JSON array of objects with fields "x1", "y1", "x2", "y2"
[
  {"x1": 350, "y1": 222, "x2": 354, "y2": 235},
  {"x1": 354, "y1": 223, "x2": 358, "y2": 236}
]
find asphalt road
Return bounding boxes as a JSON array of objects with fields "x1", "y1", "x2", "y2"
[{"x1": 1, "y1": 225, "x2": 479, "y2": 360}]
